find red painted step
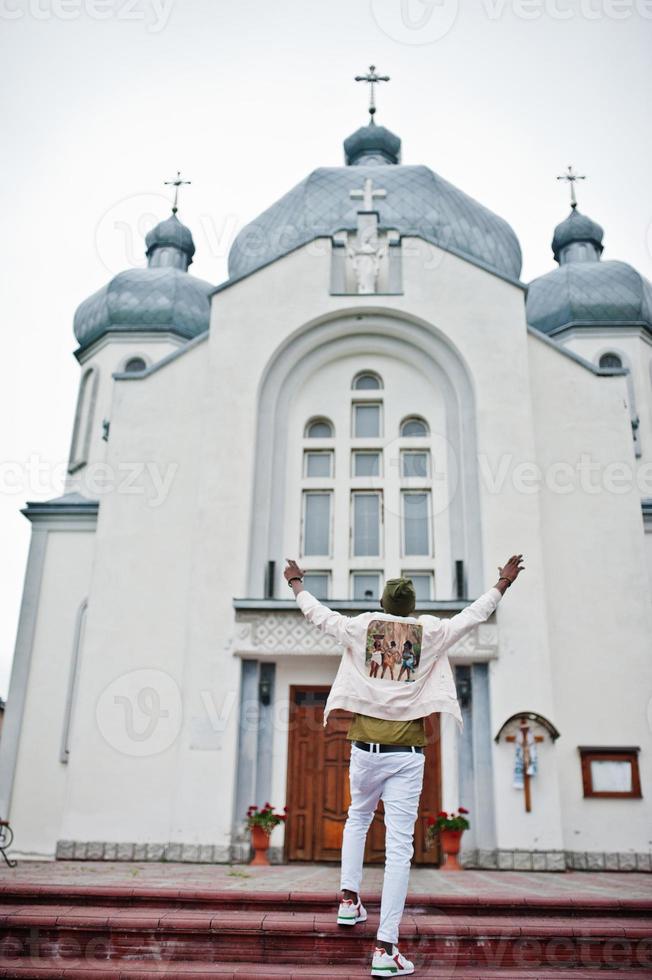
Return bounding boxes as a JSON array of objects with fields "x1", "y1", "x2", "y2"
[
  {"x1": 1, "y1": 961, "x2": 652, "y2": 979},
  {"x1": 0, "y1": 883, "x2": 649, "y2": 918},
  {"x1": 1, "y1": 904, "x2": 650, "y2": 971}
]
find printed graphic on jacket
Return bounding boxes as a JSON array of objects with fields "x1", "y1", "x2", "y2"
[{"x1": 365, "y1": 620, "x2": 423, "y2": 683}]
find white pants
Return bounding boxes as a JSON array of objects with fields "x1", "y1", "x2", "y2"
[{"x1": 340, "y1": 743, "x2": 425, "y2": 945}]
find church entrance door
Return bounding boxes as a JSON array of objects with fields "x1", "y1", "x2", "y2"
[{"x1": 284, "y1": 686, "x2": 441, "y2": 864}]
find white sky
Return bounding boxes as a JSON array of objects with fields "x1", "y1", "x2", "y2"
[{"x1": 2, "y1": 0, "x2": 651, "y2": 697}]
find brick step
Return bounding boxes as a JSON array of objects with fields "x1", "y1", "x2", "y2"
[
  {"x1": 0, "y1": 884, "x2": 649, "y2": 918},
  {"x1": 1, "y1": 960, "x2": 652, "y2": 979},
  {"x1": 1, "y1": 906, "x2": 650, "y2": 971}
]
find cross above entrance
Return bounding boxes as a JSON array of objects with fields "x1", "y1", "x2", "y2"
[
  {"x1": 557, "y1": 164, "x2": 586, "y2": 210},
  {"x1": 350, "y1": 177, "x2": 387, "y2": 213}
]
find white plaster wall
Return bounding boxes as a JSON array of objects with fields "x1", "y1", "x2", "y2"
[
  {"x1": 529, "y1": 331, "x2": 652, "y2": 852},
  {"x1": 9, "y1": 528, "x2": 96, "y2": 857},
  {"x1": 65, "y1": 335, "x2": 184, "y2": 498}
]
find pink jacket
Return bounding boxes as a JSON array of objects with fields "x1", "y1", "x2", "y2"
[{"x1": 295, "y1": 587, "x2": 502, "y2": 732}]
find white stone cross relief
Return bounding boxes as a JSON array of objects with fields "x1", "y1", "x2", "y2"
[
  {"x1": 347, "y1": 178, "x2": 388, "y2": 295},
  {"x1": 349, "y1": 177, "x2": 387, "y2": 212}
]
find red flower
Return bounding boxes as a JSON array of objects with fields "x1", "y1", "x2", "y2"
[
  {"x1": 427, "y1": 815, "x2": 436, "y2": 826},
  {"x1": 283, "y1": 806, "x2": 289, "y2": 812},
  {"x1": 280, "y1": 814, "x2": 287, "y2": 821},
  {"x1": 458, "y1": 806, "x2": 469, "y2": 814},
  {"x1": 437, "y1": 810, "x2": 448, "y2": 818}
]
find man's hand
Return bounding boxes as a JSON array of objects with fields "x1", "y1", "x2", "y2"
[
  {"x1": 284, "y1": 558, "x2": 306, "y2": 595},
  {"x1": 495, "y1": 554, "x2": 525, "y2": 594}
]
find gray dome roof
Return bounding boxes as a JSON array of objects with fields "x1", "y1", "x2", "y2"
[
  {"x1": 145, "y1": 213, "x2": 196, "y2": 262},
  {"x1": 73, "y1": 267, "x2": 213, "y2": 350},
  {"x1": 343, "y1": 122, "x2": 401, "y2": 166},
  {"x1": 228, "y1": 164, "x2": 522, "y2": 282},
  {"x1": 527, "y1": 260, "x2": 652, "y2": 335},
  {"x1": 552, "y1": 208, "x2": 604, "y2": 262}
]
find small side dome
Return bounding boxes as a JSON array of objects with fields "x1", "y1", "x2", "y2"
[
  {"x1": 343, "y1": 122, "x2": 401, "y2": 166},
  {"x1": 73, "y1": 210, "x2": 213, "y2": 352},
  {"x1": 552, "y1": 208, "x2": 604, "y2": 263}
]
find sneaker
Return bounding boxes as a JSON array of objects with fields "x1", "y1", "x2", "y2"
[
  {"x1": 371, "y1": 945, "x2": 414, "y2": 976},
  {"x1": 336, "y1": 897, "x2": 367, "y2": 926}
]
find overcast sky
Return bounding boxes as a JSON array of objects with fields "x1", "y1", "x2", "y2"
[{"x1": 2, "y1": 0, "x2": 651, "y2": 697}]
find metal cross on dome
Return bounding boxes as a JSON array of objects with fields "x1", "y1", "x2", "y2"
[
  {"x1": 164, "y1": 170, "x2": 191, "y2": 214},
  {"x1": 355, "y1": 64, "x2": 390, "y2": 121},
  {"x1": 557, "y1": 164, "x2": 586, "y2": 210}
]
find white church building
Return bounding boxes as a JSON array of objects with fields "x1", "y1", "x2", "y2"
[{"x1": 1, "y1": 99, "x2": 651, "y2": 871}]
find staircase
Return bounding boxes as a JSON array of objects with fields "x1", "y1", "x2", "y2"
[{"x1": 0, "y1": 882, "x2": 650, "y2": 977}]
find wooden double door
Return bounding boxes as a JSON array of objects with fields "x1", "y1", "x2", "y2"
[{"x1": 284, "y1": 686, "x2": 441, "y2": 865}]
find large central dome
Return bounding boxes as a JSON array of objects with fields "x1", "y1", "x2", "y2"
[{"x1": 228, "y1": 123, "x2": 522, "y2": 283}]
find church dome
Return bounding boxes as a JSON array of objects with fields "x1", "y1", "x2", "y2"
[
  {"x1": 74, "y1": 213, "x2": 213, "y2": 352},
  {"x1": 527, "y1": 203, "x2": 652, "y2": 335},
  {"x1": 527, "y1": 260, "x2": 652, "y2": 336},
  {"x1": 552, "y1": 208, "x2": 604, "y2": 262},
  {"x1": 228, "y1": 125, "x2": 522, "y2": 283},
  {"x1": 145, "y1": 213, "x2": 196, "y2": 262}
]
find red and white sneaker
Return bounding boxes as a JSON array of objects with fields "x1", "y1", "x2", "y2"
[
  {"x1": 336, "y1": 897, "x2": 367, "y2": 926},
  {"x1": 371, "y1": 944, "x2": 414, "y2": 976}
]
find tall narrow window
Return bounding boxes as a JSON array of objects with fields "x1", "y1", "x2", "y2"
[
  {"x1": 304, "y1": 450, "x2": 334, "y2": 478},
  {"x1": 352, "y1": 571, "x2": 382, "y2": 601},
  {"x1": 353, "y1": 403, "x2": 381, "y2": 438},
  {"x1": 69, "y1": 367, "x2": 99, "y2": 473},
  {"x1": 302, "y1": 491, "x2": 332, "y2": 556},
  {"x1": 352, "y1": 451, "x2": 381, "y2": 477},
  {"x1": 402, "y1": 491, "x2": 431, "y2": 556},
  {"x1": 352, "y1": 491, "x2": 381, "y2": 556},
  {"x1": 402, "y1": 571, "x2": 433, "y2": 601},
  {"x1": 401, "y1": 450, "x2": 429, "y2": 478},
  {"x1": 303, "y1": 571, "x2": 330, "y2": 599}
]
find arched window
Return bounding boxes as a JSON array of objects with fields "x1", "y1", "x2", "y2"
[
  {"x1": 352, "y1": 371, "x2": 383, "y2": 390},
  {"x1": 123, "y1": 356, "x2": 147, "y2": 373},
  {"x1": 599, "y1": 352, "x2": 622, "y2": 370},
  {"x1": 69, "y1": 367, "x2": 99, "y2": 473},
  {"x1": 400, "y1": 416, "x2": 429, "y2": 437},
  {"x1": 305, "y1": 417, "x2": 334, "y2": 438}
]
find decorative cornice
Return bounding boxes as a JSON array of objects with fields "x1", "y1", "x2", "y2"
[
  {"x1": 230, "y1": 608, "x2": 498, "y2": 661},
  {"x1": 21, "y1": 496, "x2": 99, "y2": 524}
]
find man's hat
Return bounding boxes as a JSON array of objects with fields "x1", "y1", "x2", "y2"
[{"x1": 381, "y1": 577, "x2": 416, "y2": 616}]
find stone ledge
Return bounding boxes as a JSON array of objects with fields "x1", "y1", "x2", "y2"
[
  {"x1": 56, "y1": 840, "x2": 240, "y2": 863},
  {"x1": 462, "y1": 848, "x2": 651, "y2": 872}
]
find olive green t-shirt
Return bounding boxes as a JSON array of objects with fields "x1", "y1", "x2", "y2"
[{"x1": 347, "y1": 713, "x2": 426, "y2": 747}]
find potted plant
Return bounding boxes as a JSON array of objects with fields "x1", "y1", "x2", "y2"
[
  {"x1": 246, "y1": 803, "x2": 288, "y2": 866},
  {"x1": 426, "y1": 807, "x2": 470, "y2": 871}
]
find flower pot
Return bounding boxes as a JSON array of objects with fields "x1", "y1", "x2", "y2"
[
  {"x1": 249, "y1": 825, "x2": 271, "y2": 866},
  {"x1": 439, "y1": 828, "x2": 464, "y2": 871}
]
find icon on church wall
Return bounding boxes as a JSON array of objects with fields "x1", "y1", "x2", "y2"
[{"x1": 365, "y1": 620, "x2": 423, "y2": 683}]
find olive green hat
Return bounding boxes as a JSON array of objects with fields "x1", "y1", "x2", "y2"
[{"x1": 381, "y1": 577, "x2": 416, "y2": 616}]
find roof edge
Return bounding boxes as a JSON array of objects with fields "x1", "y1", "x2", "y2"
[
  {"x1": 112, "y1": 330, "x2": 209, "y2": 381},
  {"x1": 527, "y1": 325, "x2": 629, "y2": 376}
]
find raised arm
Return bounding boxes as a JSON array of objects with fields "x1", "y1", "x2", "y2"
[
  {"x1": 435, "y1": 554, "x2": 525, "y2": 650},
  {"x1": 284, "y1": 558, "x2": 358, "y2": 646}
]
